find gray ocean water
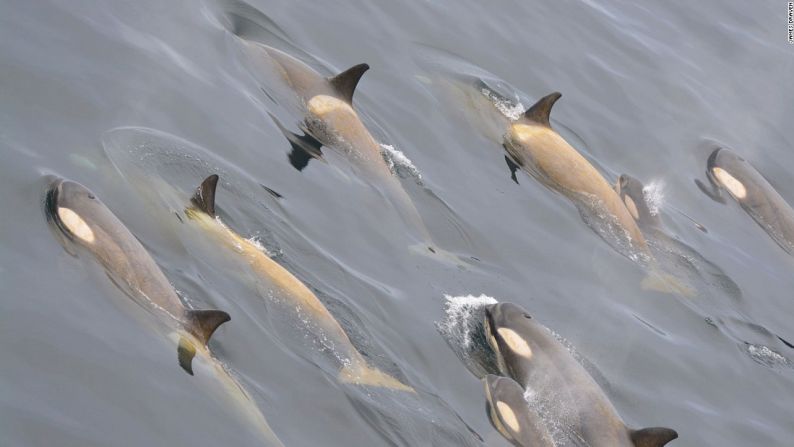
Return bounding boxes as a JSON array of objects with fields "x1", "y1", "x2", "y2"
[{"x1": 2, "y1": 1, "x2": 793, "y2": 446}]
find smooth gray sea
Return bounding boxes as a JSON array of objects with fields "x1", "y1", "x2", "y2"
[{"x1": 1, "y1": 1, "x2": 793, "y2": 446}]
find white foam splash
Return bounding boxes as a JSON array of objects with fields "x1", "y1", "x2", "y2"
[
  {"x1": 522, "y1": 379, "x2": 578, "y2": 446},
  {"x1": 436, "y1": 294, "x2": 500, "y2": 377},
  {"x1": 480, "y1": 88, "x2": 525, "y2": 121},
  {"x1": 642, "y1": 180, "x2": 665, "y2": 216},
  {"x1": 746, "y1": 344, "x2": 791, "y2": 369},
  {"x1": 523, "y1": 385, "x2": 536, "y2": 402},
  {"x1": 246, "y1": 234, "x2": 279, "y2": 258},
  {"x1": 576, "y1": 192, "x2": 650, "y2": 265},
  {"x1": 245, "y1": 235, "x2": 265, "y2": 251},
  {"x1": 437, "y1": 294, "x2": 497, "y2": 348},
  {"x1": 380, "y1": 144, "x2": 422, "y2": 181}
]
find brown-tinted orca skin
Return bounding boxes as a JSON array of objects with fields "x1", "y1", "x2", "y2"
[
  {"x1": 187, "y1": 175, "x2": 413, "y2": 392},
  {"x1": 620, "y1": 174, "x2": 794, "y2": 348},
  {"x1": 699, "y1": 147, "x2": 794, "y2": 255},
  {"x1": 483, "y1": 302, "x2": 678, "y2": 447},
  {"x1": 247, "y1": 42, "x2": 436, "y2": 246},
  {"x1": 502, "y1": 92, "x2": 649, "y2": 254},
  {"x1": 248, "y1": 42, "x2": 379, "y2": 176},
  {"x1": 615, "y1": 174, "x2": 663, "y2": 230},
  {"x1": 45, "y1": 177, "x2": 229, "y2": 374},
  {"x1": 45, "y1": 177, "x2": 285, "y2": 446},
  {"x1": 618, "y1": 174, "x2": 708, "y2": 233},
  {"x1": 482, "y1": 374, "x2": 554, "y2": 447},
  {"x1": 617, "y1": 173, "x2": 754, "y2": 301}
]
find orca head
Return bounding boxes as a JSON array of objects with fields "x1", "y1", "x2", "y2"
[
  {"x1": 483, "y1": 302, "x2": 535, "y2": 376},
  {"x1": 483, "y1": 374, "x2": 523, "y2": 442},
  {"x1": 45, "y1": 178, "x2": 100, "y2": 244},
  {"x1": 616, "y1": 174, "x2": 659, "y2": 227},
  {"x1": 707, "y1": 148, "x2": 748, "y2": 200}
]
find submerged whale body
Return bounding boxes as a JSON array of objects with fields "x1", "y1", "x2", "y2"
[
  {"x1": 482, "y1": 374, "x2": 554, "y2": 447},
  {"x1": 698, "y1": 147, "x2": 794, "y2": 255},
  {"x1": 500, "y1": 92, "x2": 649, "y2": 258},
  {"x1": 616, "y1": 173, "x2": 743, "y2": 299},
  {"x1": 186, "y1": 174, "x2": 413, "y2": 392},
  {"x1": 44, "y1": 177, "x2": 284, "y2": 446},
  {"x1": 242, "y1": 41, "x2": 439, "y2": 249},
  {"x1": 45, "y1": 177, "x2": 230, "y2": 373},
  {"x1": 483, "y1": 302, "x2": 678, "y2": 447}
]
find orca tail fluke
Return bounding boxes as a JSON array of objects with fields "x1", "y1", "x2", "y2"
[{"x1": 338, "y1": 363, "x2": 415, "y2": 393}]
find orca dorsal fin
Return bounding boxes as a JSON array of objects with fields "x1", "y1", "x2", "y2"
[
  {"x1": 630, "y1": 427, "x2": 679, "y2": 447},
  {"x1": 328, "y1": 63, "x2": 369, "y2": 104},
  {"x1": 185, "y1": 309, "x2": 231, "y2": 345},
  {"x1": 192, "y1": 175, "x2": 219, "y2": 216},
  {"x1": 524, "y1": 92, "x2": 562, "y2": 127}
]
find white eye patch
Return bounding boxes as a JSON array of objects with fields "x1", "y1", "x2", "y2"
[
  {"x1": 496, "y1": 401, "x2": 521, "y2": 433},
  {"x1": 497, "y1": 327, "x2": 533, "y2": 358},
  {"x1": 58, "y1": 207, "x2": 95, "y2": 242},
  {"x1": 712, "y1": 167, "x2": 747, "y2": 199}
]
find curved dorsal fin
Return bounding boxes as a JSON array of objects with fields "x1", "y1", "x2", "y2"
[
  {"x1": 191, "y1": 174, "x2": 219, "y2": 216},
  {"x1": 185, "y1": 309, "x2": 231, "y2": 345},
  {"x1": 178, "y1": 309, "x2": 230, "y2": 375},
  {"x1": 630, "y1": 427, "x2": 679, "y2": 447},
  {"x1": 524, "y1": 92, "x2": 562, "y2": 127},
  {"x1": 328, "y1": 63, "x2": 369, "y2": 104}
]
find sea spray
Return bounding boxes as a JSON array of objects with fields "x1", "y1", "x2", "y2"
[
  {"x1": 480, "y1": 88, "x2": 525, "y2": 121},
  {"x1": 435, "y1": 294, "x2": 499, "y2": 378},
  {"x1": 380, "y1": 143, "x2": 422, "y2": 183},
  {"x1": 642, "y1": 179, "x2": 665, "y2": 217}
]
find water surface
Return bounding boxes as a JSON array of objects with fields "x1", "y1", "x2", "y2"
[{"x1": 1, "y1": 0, "x2": 793, "y2": 446}]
